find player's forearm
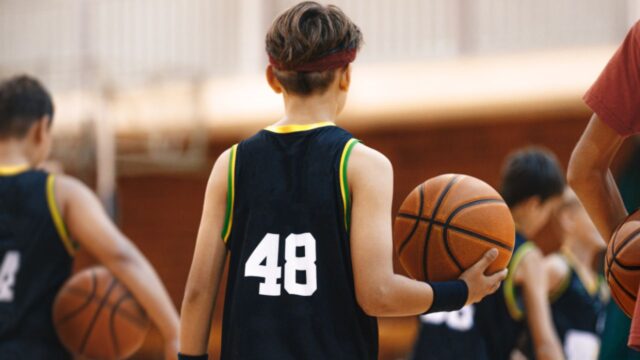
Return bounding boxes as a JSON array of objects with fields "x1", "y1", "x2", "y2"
[
  {"x1": 357, "y1": 273, "x2": 432, "y2": 317},
  {"x1": 536, "y1": 341, "x2": 565, "y2": 360},
  {"x1": 568, "y1": 167, "x2": 626, "y2": 241},
  {"x1": 179, "y1": 288, "x2": 215, "y2": 354},
  {"x1": 179, "y1": 267, "x2": 223, "y2": 354},
  {"x1": 106, "y1": 245, "x2": 179, "y2": 342}
]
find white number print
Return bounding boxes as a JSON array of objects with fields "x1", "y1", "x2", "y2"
[
  {"x1": 244, "y1": 233, "x2": 317, "y2": 297},
  {"x1": 0, "y1": 251, "x2": 20, "y2": 302},
  {"x1": 420, "y1": 305, "x2": 474, "y2": 331},
  {"x1": 244, "y1": 234, "x2": 282, "y2": 296},
  {"x1": 284, "y1": 233, "x2": 317, "y2": 296}
]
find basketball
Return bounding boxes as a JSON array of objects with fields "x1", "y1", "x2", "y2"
[
  {"x1": 605, "y1": 210, "x2": 640, "y2": 317},
  {"x1": 394, "y1": 174, "x2": 515, "y2": 282},
  {"x1": 53, "y1": 266, "x2": 150, "y2": 359}
]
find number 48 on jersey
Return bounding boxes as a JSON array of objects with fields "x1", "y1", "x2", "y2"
[{"x1": 244, "y1": 233, "x2": 317, "y2": 297}]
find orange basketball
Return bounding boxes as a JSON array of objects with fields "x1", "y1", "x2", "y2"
[
  {"x1": 53, "y1": 266, "x2": 150, "y2": 359},
  {"x1": 606, "y1": 210, "x2": 640, "y2": 317},
  {"x1": 394, "y1": 174, "x2": 515, "y2": 282}
]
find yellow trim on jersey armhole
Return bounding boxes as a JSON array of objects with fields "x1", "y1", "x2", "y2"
[
  {"x1": 221, "y1": 144, "x2": 238, "y2": 244},
  {"x1": 503, "y1": 241, "x2": 536, "y2": 320},
  {"x1": 264, "y1": 121, "x2": 335, "y2": 134},
  {"x1": 46, "y1": 175, "x2": 76, "y2": 256},
  {"x1": 339, "y1": 139, "x2": 360, "y2": 230}
]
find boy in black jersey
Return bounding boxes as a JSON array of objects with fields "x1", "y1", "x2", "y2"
[
  {"x1": 475, "y1": 148, "x2": 566, "y2": 360},
  {"x1": 0, "y1": 75, "x2": 179, "y2": 359},
  {"x1": 411, "y1": 148, "x2": 566, "y2": 360},
  {"x1": 540, "y1": 188, "x2": 607, "y2": 359},
  {"x1": 179, "y1": 2, "x2": 507, "y2": 360}
]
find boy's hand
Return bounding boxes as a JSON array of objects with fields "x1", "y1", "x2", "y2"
[{"x1": 459, "y1": 248, "x2": 508, "y2": 305}]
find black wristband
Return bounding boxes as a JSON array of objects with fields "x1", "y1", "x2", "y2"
[
  {"x1": 178, "y1": 354, "x2": 208, "y2": 360},
  {"x1": 425, "y1": 280, "x2": 469, "y2": 314}
]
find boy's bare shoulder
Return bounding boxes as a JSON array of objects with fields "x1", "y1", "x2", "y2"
[{"x1": 348, "y1": 143, "x2": 392, "y2": 178}]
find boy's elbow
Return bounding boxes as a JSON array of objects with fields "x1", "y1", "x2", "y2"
[
  {"x1": 356, "y1": 284, "x2": 392, "y2": 317},
  {"x1": 182, "y1": 285, "x2": 204, "y2": 307},
  {"x1": 567, "y1": 150, "x2": 595, "y2": 192}
]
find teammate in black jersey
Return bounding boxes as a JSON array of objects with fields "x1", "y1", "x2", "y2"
[
  {"x1": 179, "y1": 2, "x2": 507, "y2": 360},
  {"x1": 542, "y1": 189, "x2": 607, "y2": 359},
  {"x1": 410, "y1": 149, "x2": 566, "y2": 360},
  {"x1": 0, "y1": 75, "x2": 179, "y2": 359},
  {"x1": 474, "y1": 148, "x2": 566, "y2": 360}
]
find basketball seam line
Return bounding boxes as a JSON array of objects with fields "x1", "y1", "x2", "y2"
[
  {"x1": 612, "y1": 258, "x2": 640, "y2": 271},
  {"x1": 608, "y1": 269, "x2": 637, "y2": 301},
  {"x1": 62, "y1": 286, "x2": 148, "y2": 326},
  {"x1": 609, "y1": 227, "x2": 640, "y2": 272},
  {"x1": 397, "y1": 212, "x2": 513, "y2": 251},
  {"x1": 442, "y1": 198, "x2": 505, "y2": 272},
  {"x1": 398, "y1": 183, "x2": 425, "y2": 254},
  {"x1": 56, "y1": 270, "x2": 99, "y2": 326},
  {"x1": 110, "y1": 292, "x2": 135, "y2": 358},
  {"x1": 79, "y1": 277, "x2": 119, "y2": 354},
  {"x1": 422, "y1": 175, "x2": 460, "y2": 281}
]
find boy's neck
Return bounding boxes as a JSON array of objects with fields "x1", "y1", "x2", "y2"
[
  {"x1": 0, "y1": 140, "x2": 32, "y2": 167},
  {"x1": 512, "y1": 208, "x2": 535, "y2": 239},
  {"x1": 277, "y1": 91, "x2": 340, "y2": 126}
]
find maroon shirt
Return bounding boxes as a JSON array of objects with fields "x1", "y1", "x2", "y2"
[{"x1": 584, "y1": 21, "x2": 640, "y2": 136}]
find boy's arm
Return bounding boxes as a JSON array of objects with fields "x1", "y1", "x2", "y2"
[
  {"x1": 348, "y1": 144, "x2": 507, "y2": 317},
  {"x1": 568, "y1": 114, "x2": 627, "y2": 241},
  {"x1": 179, "y1": 150, "x2": 230, "y2": 355},
  {"x1": 516, "y1": 249, "x2": 564, "y2": 360},
  {"x1": 56, "y1": 175, "x2": 179, "y2": 359}
]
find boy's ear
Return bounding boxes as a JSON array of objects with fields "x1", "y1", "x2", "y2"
[
  {"x1": 266, "y1": 65, "x2": 283, "y2": 94},
  {"x1": 32, "y1": 116, "x2": 50, "y2": 144},
  {"x1": 339, "y1": 65, "x2": 351, "y2": 91},
  {"x1": 524, "y1": 196, "x2": 541, "y2": 212}
]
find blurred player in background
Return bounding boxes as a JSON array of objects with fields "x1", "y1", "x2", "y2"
[
  {"x1": 0, "y1": 75, "x2": 179, "y2": 359},
  {"x1": 474, "y1": 148, "x2": 566, "y2": 360},
  {"x1": 519, "y1": 188, "x2": 607, "y2": 359},
  {"x1": 410, "y1": 304, "x2": 487, "y2": 359},
  {"x1": 178, "y1": 2, "x2": 506, "y2": 360},
  {"x1": 410, "y1": 148, "x2": 565, "y2": 360},
  {"x1": 568, "y1": 20, "x2": 640, "y2": 355}
]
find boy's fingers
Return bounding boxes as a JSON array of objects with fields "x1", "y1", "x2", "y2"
[
  {"x1": 489, "y1": 269, "x2": 508, "y2": 283},
  {"x1": 471, "y1": 248, "x2": 499, "y2": 271}
]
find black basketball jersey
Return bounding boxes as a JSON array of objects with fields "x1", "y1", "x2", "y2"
[
  {"x1": 548, "y1": 253, "x2": 607, "y2": 358},
  {"x1": 411, "y1": 305, "x2": 488, "y2": 360},
  {"x1": 475, "y1": 232, "x2": 535, "y2": 360},
  {"x1": 0, "y1": 166, "x2": 76, "y2": 359},
  {"x1": 220, "y1": 123, "x2": 378, "y2": 360}
]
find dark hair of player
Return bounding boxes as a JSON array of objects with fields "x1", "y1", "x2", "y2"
[
  {"x1": 265, "y1": 1, "x2": 363, "y2": 96},
  {"x1": 0, "y1": 75, "x2": 54, "y2": 139},
  {"x1": 500, "y1": 147, "x2": 566, "y2": 208}
]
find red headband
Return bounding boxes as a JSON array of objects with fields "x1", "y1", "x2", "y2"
[{"x1": 269, "y1": 48, "x2": 357, "y2": 72}]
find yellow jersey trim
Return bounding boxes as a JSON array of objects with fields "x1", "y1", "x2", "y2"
[
  {"x1": 221, "y1": 144, "x2": 238, "y2": 243},
  {"x1": 0, "y1": 164, "x2": 30, "y2": 176},
  {"x1": 503, "y1": 241, "x2": 536, "y2": 320},
  {"x1": 46, "y1": 175, "x2": 76, "y2": 256},
  {"x1": 339, "y1": 139, "x2": 360, "y2": 230},
  {"x1": 265, "y1": 121, "x2": 335, "y2": 134}
]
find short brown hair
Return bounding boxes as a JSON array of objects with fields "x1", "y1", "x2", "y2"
[
  {"x1": 0, "y1": 75, "x2": 54, "y2": 139},
  {"x1": 266, "y1": 1, "x2": 363, "y2": 96}
]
